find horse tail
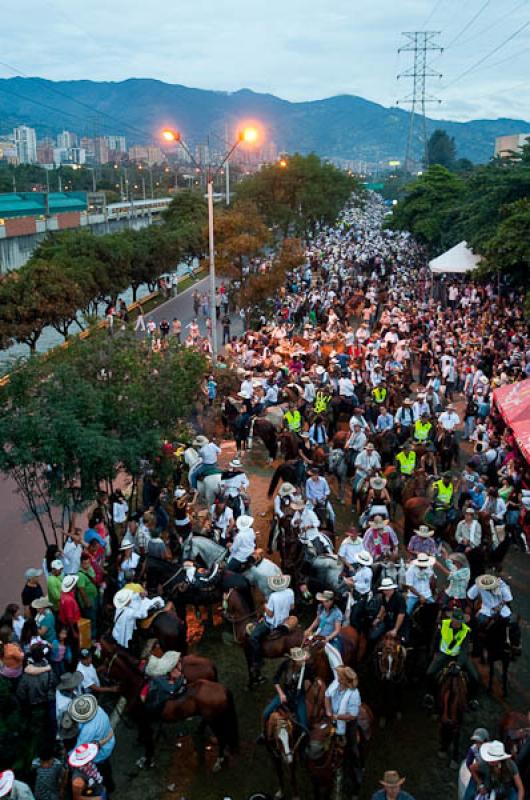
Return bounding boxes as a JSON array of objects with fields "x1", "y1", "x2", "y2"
[
  {"x1": 268, "y1": 465, "x2": 283, "y2": 497},
  {"x1": 215, "y1": 689, "x2": 239, "y2": 753}
]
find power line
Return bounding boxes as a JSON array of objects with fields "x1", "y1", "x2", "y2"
[
  {"x1": 442, "y1": 19, "x2": 530, "y2": 88},
  {"x1": 423, "y1": 0, "x2": 446, "y2": 26},
  {"x1": 444, "y1": 0, "x2": 491, "y2": 49},
  {"x1": 457, "y1": 0, "x2": 528, "y2": 49}
]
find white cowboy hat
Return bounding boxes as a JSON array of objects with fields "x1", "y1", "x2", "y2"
[
  {"x1": 145, "y1": 650, "x2": 181, "y2": 678},
  {"x1": 370, "y1": 476, "x2": 387, "y2": 490},
  {"x1": 174, "y1": 487, "x2": 187, "y2": 499},
  {"x1": 289, "y1": 647, "x2": 310, "y2": 662},
  {"x1": 119, "y1": 541, "x2": 134, "y2": 551},
  {"x1": 68, "y1": 743, "x2": 99, "y2": 768},
  {"x1": 279, "y1": 483, "x2": 295, "y2": 496},
  {"x1": 113, "y1": 587, "x2": 134, "y2": 609},
  {"x1": 414, "y1": 524, "x2": 434, "y2": 538},
  {"x1": 267, "y1": 574, "x2": 291, "y2": 592},
  {"x1": 229, "y1": 458, "x2": 244, "y2": 469},
  {"x1": 379, "y1": 577, "x2": 398, "y2": 591},
  {"x1": 412, "y1": 552, "x2": 435, "y2": 569},
  {"x1": 31, "y1": 596, "x2": 53, "y2": 610},
  {"x1": 192, "y1": 435, "x2": 209, "y2": 447},
  {"x1": 51, "y1": 559, "x2": 64, "y2": 572},
  {"x1": 479, "y1": 740, "x2": 511, "y2": 762},
  {"x1": 236, "y1": 515, "x2": 254, "y2": 531},
  {"x1": 355, "y1": 550, "x2": 374, "y2": 567},
  {"x1": 25, "y1": 568, "x2": 42, "y2": 579},
  {"x1": 316, "y1": 589, "x2": 335, "y2": 603},
  {"x1": 476, "y1": 574, "x2": 500, "y2": 592},
  {"x1": 68, "y1": 694, "x2": 98, "y2": 723},
  {"x1": 61, "y1": 575, "x2": 78, "y2": 593},
  {"x1": 0, "y1": 772, "x2": 14, "y2": 798},
  {"x1": 464, "y1": 507, "x2": 476, "y2": 515}
]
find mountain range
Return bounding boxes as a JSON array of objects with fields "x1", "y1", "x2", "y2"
[{"x1": 1, "y1": 76, "x2": 529, "y2": 163}]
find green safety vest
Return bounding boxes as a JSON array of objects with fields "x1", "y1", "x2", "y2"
[
  {"x1": 314, "y1": 391, "x2": 331, "y2": 415},
  {"x1": 396, "y1": 450, "x2": 416, "y2": 475},
  {"x1": 440, "y1": 618, "x2": 470, "y2": 656},
  {"x1": 414, "y1": 420, "x2": 432, "y2": 442},
  {"x1": 284, "y1": 409, "x2": 302, "y2": 432},
  {"x1": 372, "y1": 387, "x2": 387, "y2": 404},
  {"x1": 433, "y1": 479, "x2": 454, "y2": 506}
]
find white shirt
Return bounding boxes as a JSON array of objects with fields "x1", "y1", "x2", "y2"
[
  {"x1": 240, "y1": 379, "x2": 254, "y2": 399},
  {"x1": 325, "y1": 681, "x2": 361, "y2": 735},
  {"x1": 303, "y1": 382, "x2": 316, "y2": 402},
  {"x1": 354, "y1": 451, "x2": 381, "y2": 473},
  {"x1": 199, "y1": 442, "x2": 221, "y2": 465},
  {"x1": 405, "y1": 565, "x2": 434, "y2": 601},
  {"x1": 210, "y1": 505, "x2": 234, "y2": 535},
  {"x1": 77, "y1": 661, "x2": 100, "y2": 691},
  {"x1": 339, "y1": 377, "x2": 356, "y2": 398},
  {"x1": 338, "y1": 538, "x2": 364, "y2": 565},
  {"x1": 467, "y1": 581, "x2": 513, "y2": 618},
  {"x1": 353, "y1": 565, "x2": 373, "y2": 595},
  {"x1": 438, "y1": 411, "x2": 460, "y2": 431},
  {"x1": 230, "y1": 528, "x2": 256, "y2": 562},
  {"x1": 63, "y1": 538, "x2": 83, "y2": 575},
  {"x1": 112, "y1": 594, "x2": 154, "y2": 648},
  {"x1": 222, "y1": 473, "x2": 249, "y2": 497},
  {"x1": 265, "y1": 588, "x2": 294, "y2": 628},
  {"x1": 455, "y1": 520, "x2": 482, "y2": 548},
  {"x1": 113, "y1": 500, "x2": 128, "y2": 524}
]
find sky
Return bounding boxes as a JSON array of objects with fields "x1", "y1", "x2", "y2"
[{"x1": 2, "y1": 0, "x2": 530, "y2": 121}]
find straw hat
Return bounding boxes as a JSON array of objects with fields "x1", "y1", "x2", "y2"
[
  {"x1": 370, "y1": 516, "x2": 387, "y2": 529},
  {"x1": 289, "y1": 647, "x2": 310, "y2": 663},
  {"x1": 119, "y1": 541, "x2": 134, "y2": 551},
  {"x1": 355, "y1": 550, "x2": 374, "y2": 567},
  {"x1": 336, "y1": 666, "x2": 358, "y2": 688},
  {"x1": 476, "y1": 574, "x2": 500, "y2": 592},
  {"x1": 0, "y1": 772, "x2": 14, "y2": 799},
  {"x1": 267, "y1": 574, "x2": 291, "y2": 592},
  {"x1": 380, "y1": 771, "x2": 406, "y2": 787},
  {"x1": 229, "y1": 458, "x2": 244, "y2": 469},
  {"x1": 279, "y1": 483, "x2": 295, "y2": 496},
  {"x1": 412, "y1": 552, "x2": 435, "y2": 569},
  {"x1": 370, "y1": 476, "x2": 387, "y2": 491},
  {"x1": 31, "y1": 596, "x2": 53, "y2": 610},
  {"x1": 113, "y1": 587, "x2": 134, "y2": 609},
  {"x1": 192, "y1": 435, "x2": 208, "y2": 447},
  {"x1": 479, "y1": 740, "x2": 511, "y2": 762},
  {"x1": 379, "y1": 577, "x2": 398, "y2": 591},
  {"x1": 145, "y1": 651, "x2": 181, "y2": 678},
  {"x1": 316, "y1": 590, "x2": 335, "y2": 603},
  {"x1": 236, "y1": 515, "x2": 254, "y2": 531},
  {"x1": 68, "y1": 743, "x2": 99, "y2": 768},
  {"x1": 61, "y1": 575, "x2": 78, "y2": 593},
  {"x1": 69, "y1": 694, "x2": 98, "y2": 723},
  {"x1": 414, "y1": 524, "x2": 434, "y2": 538}
]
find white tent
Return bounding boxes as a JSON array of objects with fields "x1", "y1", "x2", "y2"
[{"x1": 428, "y1": 241, "x2": 481, "y2": 274}]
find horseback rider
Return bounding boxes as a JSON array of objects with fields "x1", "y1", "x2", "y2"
[
  {"x1": 403, "y1": 553, "x2": 435, "y2": 615},
  {"x1": 143, "y1": 651, "x2": 186, "y2": 712},
  {"x1": 369, "y1": 577, "x2": 406, "y2": 643},
  {"x1": 258, "y1": 647, "x2": 315, "y2": 743},
  {"x1": 394, "y1": 398, "x2": 414, "y2": 437},
  {"x1": 372, "y1": 382, "x2": 387, "y2": 406},
  {"x1": 432, "y1": 471, "x2": 457, "y2": 521},
  {"x1": 362, "y1": 516, "x2": 399, "y2": 561},
  {"x1": 226, "y1": 515, "x2": 256, "y2": 572},
  {"x1": 467, "y1": 574, "x2": 513, "y2": 628},
  {"x1": 413, "y1": 412, "x2": 433, "y2": 444},
  {"x1": 305, "y1": 590, "x2": 343, "y2": 651},
  {"x1": 189, "y1": 435, "x2": 221, "y2": 489},
  {"x1": 353, "y1": 443, "x2": 381, "y2": 499},
  {"x1": 111, "y1": 588, "x2": 164, "y2": 650},
  {"x1": 249, "y1": 574, "x2": 295, "y2": 681},
  {"x1": 424, "y1": 609, "x2": 479, "y2": 709},
  {"x1": 345, "y1": 550, "x2": 375, "y2": 631},
  {"x1": 395, "y1": 440, "x2": 417, "y2": 477},
  {"x1": 284, "y1": 401, "x2": 302, "y2": 434},
  {"x1": 305, "y1": 468, "x2": 335, "y2": 529}
]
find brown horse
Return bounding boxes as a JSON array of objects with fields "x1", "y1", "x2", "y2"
[
  {"x1": 266, "y1": 708, "x2": 302, "y2": 800},
  {"x1": 104, "y1": 645, "x2": 238, "y2": 771},
  {"x1": 437, "y1": 661, "x2": 468, "y2": 769},
  {"x1": 374, "y1": 634, "x2": 407, "y2": 727},
  {"x1": 222, "y1": 586, "x2": 303, "y2": 686},
  {"x1": 100, "y1": 636, "x2": 218, "y2": 683},
  {"x1": 306, "y1": 630, "x2": 365, "y2": 684}
]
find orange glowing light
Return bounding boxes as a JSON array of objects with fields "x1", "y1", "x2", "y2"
[
  {"x1": 162, "y1": 129, "x2": 180, "y2": 143},
  {"x1": 239, "y1": 126, "x2": 258, "y2": 144}
]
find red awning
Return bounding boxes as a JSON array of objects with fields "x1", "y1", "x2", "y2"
[{"x1": 493, "y1": 378, "x2": 530, "y2": 462}]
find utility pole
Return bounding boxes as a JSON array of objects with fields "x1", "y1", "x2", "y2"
[{"x1": 397, "y1": 31, "x2": 443, "y2": 171}]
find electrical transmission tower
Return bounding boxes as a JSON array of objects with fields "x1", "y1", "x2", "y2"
[{"x1": 397, "y1": 32, "x2": 443, "y2": 171}]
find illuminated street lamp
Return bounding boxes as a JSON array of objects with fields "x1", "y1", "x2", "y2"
[
  {"x1": 279, "y1": 158, "x2": 288, "y2": 168},
  {"x1": 161, "y1": 125, "x2": 259, "y2": 361}
]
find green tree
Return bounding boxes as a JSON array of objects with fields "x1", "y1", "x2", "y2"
[
  {"x1": 482, "y1": 198, "x2": 530, "y2": 288},
  {"x1": 213, "y1": 200, "x2": 272, "y2": 281},
  {"x1": 427, "y1": 130, "x2": 456, "y2": 169}
]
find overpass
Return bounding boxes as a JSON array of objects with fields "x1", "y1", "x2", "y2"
[{"x1": 0, "y1": 195, "x2": 173, "y2": 272}]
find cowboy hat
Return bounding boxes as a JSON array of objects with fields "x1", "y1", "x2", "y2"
[
  {"x1": 379, "y1": 577, "x2": 398, "y2": 591},
  {"x1": 0, "y1": 772, "x2": 14, "y2": 798},
  {"x1": 57, "y1": 712, "x2": 79, "y2": 741},
  {"x1": 451, "y1": 608, "x2": 465, "y2": 623},
  {"x1": 68, "y1": 743, "x2": 99, "y2": 768},
  {"x1": 412, "y1": 553, "x2": 435, "y2": 569},
  {"x1": 480, "y1": 740, "x2": 511, "y2": 762},
  {"x1": 476, "y1": 574, "x2": 500, "y2": 592},
  {"x1": 61, "y1": 575, "x2": 78, "y2": 593},
  {"x1": 316, "y1": 590, "x2": 335, "y2": 602},
  {"x1": 380, "y1": 771, "x2": 406, "y2": 787},
  {"x1": 470, "y1": 727, "x2": 490, "y2": 743},
  {"x1": 267, "y1": 574, "x2": 291, "y2": 592},
  {"x1": 336, "y1": 666, "x2": 358, "y2": 687},
  {"x1": 58, "y1": 671, "x2": 84, "y2": 691},
  {"x1": 145, "y1": 650, "x2": 181, "y2": 678},
  {"x1": 119, "y1": 541, "x2": 134, "y2": 551},
  {"x1": 229, "y1": 458, "x2": 244, "y2": 469},
  {"x1": 24, "y1": 568, "x2": 42, "y2": 580},
  {"x1": 113, "y1": 587, "x2": 134, "y2": 609},
  {"x1": 315, "y1": 366, "x2": 325, "y2": 375},
  {"x1": 414, "y1": 524, "x2": 434, "y2": 538},
  {"x1": 68, "y1": 694, "x2": 98, "y2": 723},
  {"x1": 279, "y1": 483, "x2": 295, "y2": 496},
  {"x1": 370, "y1": 476, "x2": 387, "y2": 490},
  {"x1": 192, "y1": 435, "x2": 208, "y2": 447},
  {"x1": 236, "y1": 515, "x2": 254, "y2": 531},
  {"x1": 51, "y1": 559, "x2": 64, "y2": 572},
  {"x1": 355, "y1": 550, "x2": 374, "y2": 567},
  {"x1": 289, "y1": 647, "x2": 310, "y2": 663},
  {"x1": 290, "y1": 499, "x2": 305, "y2": 511},
  {"x1": 174, "y1": 487, "x2": 187, "y2": 499},
  {"x1": 31, "y1": 596, "x2": 53, "y2": 610},
  {"x1": 464, "y1": 507, "x2": 476, "y2": 515}
]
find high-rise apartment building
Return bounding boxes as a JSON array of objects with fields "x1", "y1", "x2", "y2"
[
  {"x1": 57, "y1": 130, "x2": 78, "y2": 149},
  {"x1": 105, "y1": 135, "x2": 127, "y2": 153},
  {"x1": 13, "y1": 125, "x2": 37, "y2": 164}
]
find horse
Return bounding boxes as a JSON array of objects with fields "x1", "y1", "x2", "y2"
[
  {"x1": 328, "y1": 448, "x2": 349, "y2": 502},
  {"x1": 437, "y1": 661, "x2": 468, "y2": 769},
  {"x1": 183, "y1": 446, "x2": 224, "y2": 505},
  {"x1": 302, "y1": 553, "x2": 344, "y2": 597},
  {"x1": 100, "y1": 635, "x2": 218, "y2": 683},
  {"x1": 372, "y1": 429, "x2": 400, "y2": 468},
  {"x1": 222, "y1": 586, "x2": 303, "y2": 686},
  {"x1": 406, "y1": 602, "x2": 439, "y2": 683},
  {"x1": 137, "y1": 606, "x2": 188, "y2": 656},
  {"x1": 277, "y1": 514, "x2": 306, "y2": 583},
  {"x1": 437, "y1": 430, "x2": 459, "y2": 473},
  {"x1": 266, "y1": 708, "x2": 302, "y2": 800},
  {"x1": 181, "y1": 534, "x2": 227, "y2": 568},
  {"x1": 403, "y1": 496, "x2": 456, "y2": 545},
  {"x1": 500, "y1": 711, "x2": 530, "y2": 796},
  {"x1": 475, "y1": 614, "x2": 522, "y2": 697},
  {"x1": 280, "y1": 430, "x2": 302, "y2": 460},
  {"x1": 374, "y1": 633, "x2": 407, "y2": 727},
  {"x1": 268, "y1": 459, "x2": 305, "y2": 495},
  {"x1": 103, "y1": 644, "x2": 238, "y2": 771},
  {"x1": 306, "y1": 630, "x2": 365, "y2": 683}
]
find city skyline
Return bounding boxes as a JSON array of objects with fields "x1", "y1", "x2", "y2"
[{"x1": 2, "y1": 0, "x2": 530, "y2": 122}]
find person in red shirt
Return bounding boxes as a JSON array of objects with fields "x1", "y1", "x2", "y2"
[
  {"x1": 58, "y1": 575, "x2": 81, "y2": 666},
  {"x1": 87, "y1": 539, "x2": 105, "y2": 586}
]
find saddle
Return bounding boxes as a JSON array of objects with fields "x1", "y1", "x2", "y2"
[
  {"x1": 246, "y1": 616, "x2": 300, "y2": 637},
  {"x1": 138, "y1": 603, "x2": 173, "y2": 631},
  {"x1": 198, "y1": 465, "x2": 223, "y2": 479}
]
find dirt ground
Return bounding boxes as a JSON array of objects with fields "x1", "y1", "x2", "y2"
[{"x1": 111, "y1": 426, "x2": 530, "y2": 800}]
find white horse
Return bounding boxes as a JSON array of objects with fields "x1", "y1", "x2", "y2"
[
  {"x1": 244, "y1": 557, "x2": 282, "y2": 599},
  {"x1": 184, "y1": 447, "x2": 223, "y2": 505},
  {"x1": 181, "y1": 534, "x2": 227, "y2": 568}
]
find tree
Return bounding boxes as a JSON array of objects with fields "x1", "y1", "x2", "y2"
[
  {"x1": 482, "y1": 199, "x2": 530, "y2": 288},
  {"x1": 427, "y1": 130, "x2": 456, "y2": 169},
  {"x1": 238, "y1": 238, "x2": 305, "y2": 325},
  {"x1": 213, "y1": 201, "x2": 271, "y2": 281}
]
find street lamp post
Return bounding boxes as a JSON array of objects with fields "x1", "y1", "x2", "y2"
[{"x1": 161, "y1": 126, "x2": 258, "y2": 362}]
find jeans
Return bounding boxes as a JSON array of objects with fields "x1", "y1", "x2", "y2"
[
  {"x1": 249, "y1": 620, "x2": 272, "y2": 667},
  {"x1": 406, "y1": 596, "x2": 433, "y2": 615},
  {"x1": 190, "y1": 463, "x2": 213, "y2": 489},
  {"x1": 464, "y1": 416, "x2": 475, "y2": 439},
  {"x1": 263, "y1": 693, "x2": 309, "y2": 732}
]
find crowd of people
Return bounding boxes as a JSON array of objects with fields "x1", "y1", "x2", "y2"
[{"x1": 1, "y1": 193, "x2": 530, "y2": 800}]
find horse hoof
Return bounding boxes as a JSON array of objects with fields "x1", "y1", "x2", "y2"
[{"x1": 212, "y1": 757, "x2": 225, "y2": 773}]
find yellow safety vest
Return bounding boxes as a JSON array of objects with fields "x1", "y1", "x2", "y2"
[
  {"x1": 414, "y1": 420, "x2": 432, "y2": 442},
  {"x1": 284, "y1": 409, "x2": 302, "y2": 432},
  {"x1": 433, "y1": 479, "x2": 454, "y2": 506},
  {"x1": 314, "y1": 391, "x2": 331, "y2": 415},
  {"x1": 440, "y1": 618, "x2": 471, "y2": 656},
  {"x1": 372, "y1": 387, "x2": 387, "y2": 404},
  {"x1": 396, "y1": 450, "x2": 416, "y2": 475}
]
